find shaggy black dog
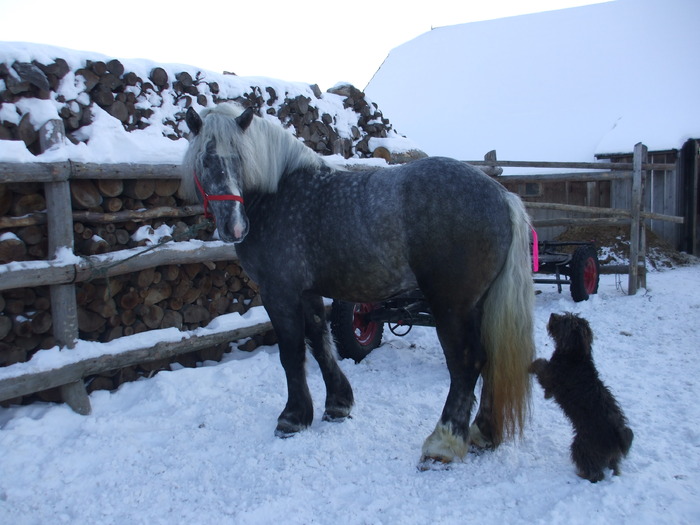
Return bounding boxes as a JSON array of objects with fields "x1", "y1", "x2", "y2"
[{"x1": 530, "y1": 312, "x2": 633, "y2": 482}]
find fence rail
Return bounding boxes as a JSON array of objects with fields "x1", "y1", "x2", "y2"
[{"x1": 0, "y1": 143, "x2": 684, "y2": 413}]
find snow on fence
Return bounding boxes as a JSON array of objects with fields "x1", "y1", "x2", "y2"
[{"x1": 0, "y1": 143, "x2": 683, "y2": 414}]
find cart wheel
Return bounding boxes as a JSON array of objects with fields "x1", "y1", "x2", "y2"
[
  {"x1": 330, "y1": 301, "x2": 383, "y2": 363},
  {"x1": 569, "y1": 245, "x2": 600, "y2": 302}
]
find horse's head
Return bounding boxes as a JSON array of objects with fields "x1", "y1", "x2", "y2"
[{"x1": 183, "y1": 106, "x2": 254, "y2": 243}]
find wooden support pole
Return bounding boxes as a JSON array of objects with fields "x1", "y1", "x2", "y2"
[
  {"x1": 45, "y1": 180, "x2": 91, "y2": 415},
  {"x1": 628, "y1": 143, "x2": 648, "y2": 295}
]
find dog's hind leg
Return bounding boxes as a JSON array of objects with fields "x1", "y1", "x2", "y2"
[{"x1": 571, "y1": 438, "x2": 605, "y2": 483}]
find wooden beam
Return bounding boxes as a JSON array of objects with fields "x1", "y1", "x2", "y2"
[
  {"x1": 0, "y1": 241, "x2": 238, "y2": 292},
  {"x1": 0, "y1": 161, "x2": 181, "y2": 183},
  {"x1": 628, "y1": 143, "x2": 648, "y2": 294},
  {"x1": 45, "y1": 179, "x2": 91, "y2": 415},
  {"x1": 0, "y1": 318, "x2": 276, "y2": 403},
  {"x1": 525, "y1": 201, "x2": 684, "y2": 223},
  {"x1": 0, "y1": 162, "x2": 70, "y2": 183},
  {"x1": 468, "y1": 159, "x2": 675, "y2": 171}
]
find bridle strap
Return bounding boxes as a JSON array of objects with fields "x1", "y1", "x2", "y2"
[{"x1": 193, "y1": 171, "x2": 244, "y2": 220}]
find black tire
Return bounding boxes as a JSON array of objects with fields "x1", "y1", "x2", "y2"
[
  {"x1": 330, "y1": 301, "x2": 383, "y2": 363},
  {"x1": 569, "y1": 245, "x2": 600, "y2": 302}
]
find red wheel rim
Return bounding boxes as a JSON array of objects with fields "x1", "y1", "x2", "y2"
[
  {"x1": 352, "y1": 303, "x2": 378, "y2": 346},
  {"x1": 583, "y1": 257, "x2": 598, "y2": 293}
]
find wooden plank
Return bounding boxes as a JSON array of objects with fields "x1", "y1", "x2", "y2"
[
  {"x1": 0, "y1": 160, "x2": 677, "y2": 184},
  {"x1": 532, "y1": 217, "x2": 631, "y2": 228},
  {"x1": 0, "y1": 318, "x2": 276, "y2": 402},
  {"x1": 498, "y1": 171, "x2": 632, "y2": 183},
  {"x1": 0, "y1": 205, "x2": 205, "y2": 230},
  {"x1": 69, "y1": 162, "x2": 182, "y2": 180},
  {"x1": 468, "y1": 159, "x2": 675, "y2": 171},
  {"x1": 72, "y1": 205, "x2": 204, "y2": 224},
  {"x1": 0, "y1": 161, "x2": 180, "y2": 182},
  {"x1": 0, "y1": 162, "x2": 70, "y2": 183},
  {"x1": 525, "y1": 201, "x2": 683, "y2": 222},
  {"x1": 0, "y1": 242, "x2": 238, "y2": 291}
]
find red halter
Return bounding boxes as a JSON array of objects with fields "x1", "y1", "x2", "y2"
[{"x1": 193, "y1": 171, "x2": 244, "y2": 220}]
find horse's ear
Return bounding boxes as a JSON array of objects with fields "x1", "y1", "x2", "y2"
[
  {"x1": 186, "y1": 107, "x2": 202, "y2": 136},
  {"x1": 236, "y1": 107, "x2": 255, "y2": 131}
]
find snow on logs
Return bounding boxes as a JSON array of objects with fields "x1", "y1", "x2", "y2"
[{"x1": 0, "y1": 57, "x2": 395, "y2": 157}]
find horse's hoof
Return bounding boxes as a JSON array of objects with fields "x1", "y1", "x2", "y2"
[
  {"x1": 322, "y1": 407, "x2": 352, "y2": 423},
  {"x1": 275, "y1": 418, "x2": 306, "y2": 438},
  {"x1": 417, "y1": 455, "x2": 453, "y2": 472},
  {"x1": 468, "y1": 422, "x2": 494, "y2": 450},
  {"x1": 274, "y1": 428, "x2": 298, "y2": 439}
]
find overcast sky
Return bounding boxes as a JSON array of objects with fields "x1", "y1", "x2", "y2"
[{"x1": 0, "y1": 0, "x2": 611, "y2": 90}]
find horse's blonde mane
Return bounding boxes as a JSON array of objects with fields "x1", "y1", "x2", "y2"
[{"x1": 180, "y1": 103, "x2": 327, "y2": 202}]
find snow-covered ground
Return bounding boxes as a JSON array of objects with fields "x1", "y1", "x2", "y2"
[{"x1": 1, "y1": 265, "x2": 699, "y2": 525}]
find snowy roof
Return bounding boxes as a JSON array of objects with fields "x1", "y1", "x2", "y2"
[{"x1": 365, "y1": 0, "x2": 700, "y2": 162}]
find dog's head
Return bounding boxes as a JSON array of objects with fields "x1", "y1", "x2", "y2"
[{"x1": 547, "y1": 312, "x2": 594, "y2": 357}]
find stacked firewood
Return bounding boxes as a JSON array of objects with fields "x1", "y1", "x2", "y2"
[
  {"x1": 0, "y1": 56, "x2": 397, "y2": 157},
  {"x1": 0, "y1": 176, "x2": 273, "y2": 401}
]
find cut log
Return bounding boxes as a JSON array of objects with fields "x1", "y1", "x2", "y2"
[
  {"x1": 142, "y1": 304, "x2": 165, "y2": 329},
  {"x1": 12, "y1": 193, "x2": 46, "y2": 216},
  {"x1": 115, "y1": 229, "x2": 130, "y2": 245},
  {"x1": 78, "y1": 308, "x2": 107, "y2": 333},
  {"x1": 16, "y1": 225, "x2": 44, "y2": 245},
  {"x1": 106, "y1": 59, "x2": 125, "y2": 77},
  {"x1": 161, "y1": 265, "x2": 180, "y2": 281},
  {"x1": 0, "y1": 315, "x2": 11, "y2": 340},
  {"x1": 182, "y1": 304, "x2": 210, "y2": 324},
  {"x1": 71, "y1": 180, "x2": 103, "y2": 209},
  {"x1": 87, "y1": 298, "x2": 117, "y2": 318},
  {"x1": 104, "y1": 197, "x2": 123, "y2": 213},
  {"x1": 38, "y1": 119, "x2": 66, "y2": 154},
  {"x1": 30, "y1": 311, "x2": 52, "y2": 334},
  {"x1": 96, "y1": 179, "x2": 124, "y2": 197},
  {"x1": 160, "y1": 309, "x2": 183, "y2": 330},
  {"x1": 120, "y1": 309, "x2": 136, "y2": 326},
  {"x1": 149, "y1": 67, "x2": 169, "y2": 88},
  {"x1": 119, "y1": 290, "x2": 141, "y2": 310},
  {"x1": 0, "y1": 237, "x2": 26, "y2": 263},
  {"x1": 144, "y1": 282, "x2": 172, "y2": 306},
  {"x1": 136, "y1": 267, "x2": 156, "y2": 289},
  {"x1": 124, "y1": 179, "x2": 155, "y2": 200},
  {"x1": 154, "y1": 179, "x2": 180, "y2": 197}
]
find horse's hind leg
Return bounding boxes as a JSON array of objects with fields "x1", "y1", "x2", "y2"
[
  {"x1": 420, "y1": 306, "x2": 485, "y2": 466},
  {"x1": 470, "y1": 373, "x2": 496, "y2": 449},
  {"x1": 303, "y1": 295, "x2": 354, "y2": 422}
]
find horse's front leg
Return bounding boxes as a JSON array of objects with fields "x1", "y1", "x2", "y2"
[
  {"x1": 420, "y1": 308, "x2": 484, "y2": 468},
  {"x1": 264, "y1": 295, "x2": 314, "y2": 438},
  {"x1": 303, "y1": 294, "x2": 354, "y2": 422}
]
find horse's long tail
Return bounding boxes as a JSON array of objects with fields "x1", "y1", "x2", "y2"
[{"x1": 480, "y1": 191, "x2": 535, "y2": 446}]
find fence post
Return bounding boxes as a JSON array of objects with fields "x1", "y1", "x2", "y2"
[
  {"x1": 45, "y1": 178, "x2": 91, "y2": 415},
  {"x1": 628, "y1": 143, "x2": 648, "y2": 294}
]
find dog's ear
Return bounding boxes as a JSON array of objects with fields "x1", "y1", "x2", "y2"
[
  {"x1": 547, "y1": 312, "x2": 566, "y2": 346},
  {"x1": 570, "y1": 315, "x2": 594, "y2": 355}
]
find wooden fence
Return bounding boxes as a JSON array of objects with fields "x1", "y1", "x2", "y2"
[
  {"x1": 470, "y1": 143, "x2": 683, "y2": 288},
  {"x1": 0, "y1": 143, "x2": 684, "y2": 414}
]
